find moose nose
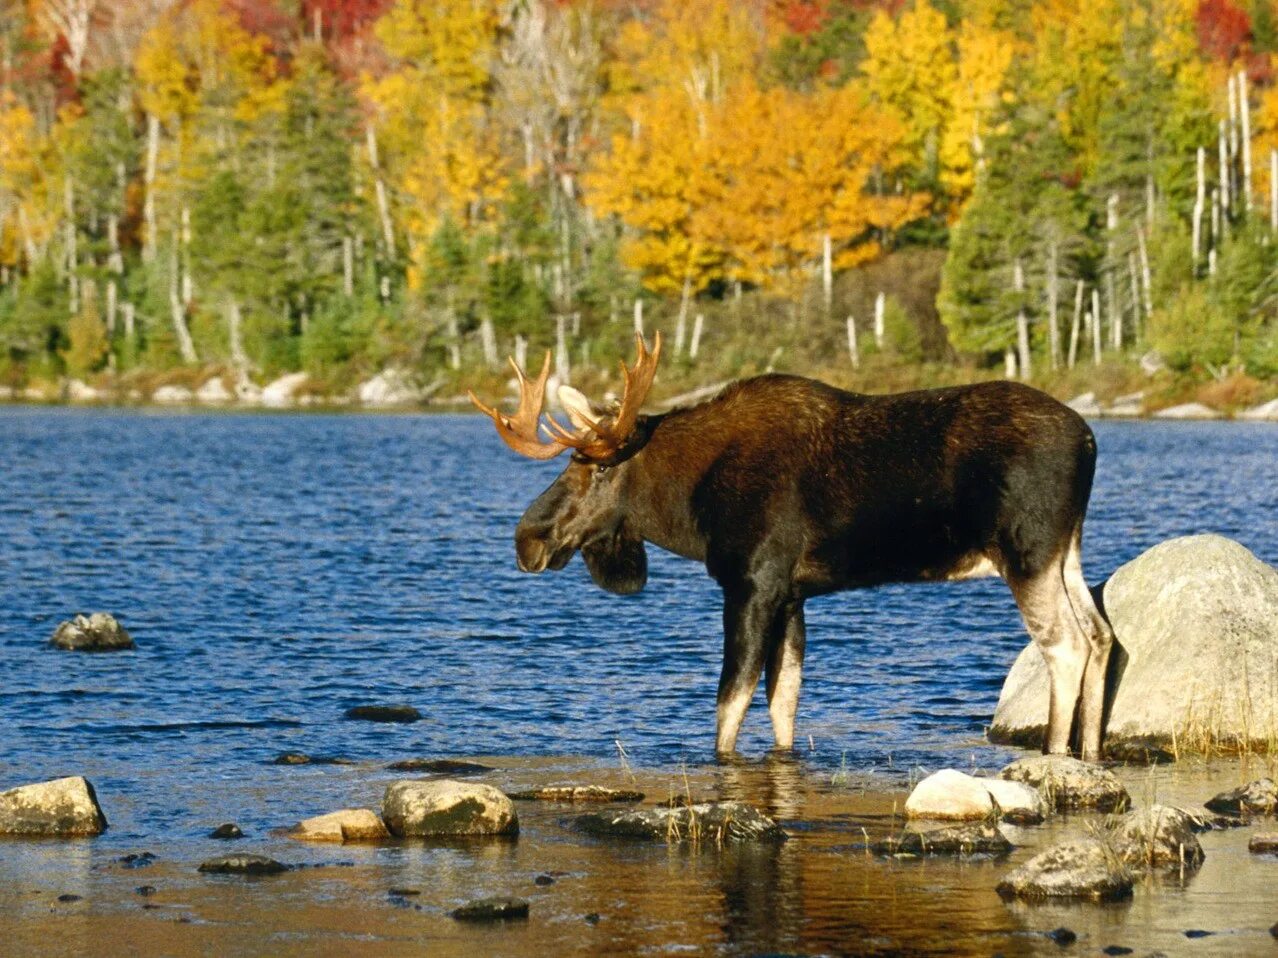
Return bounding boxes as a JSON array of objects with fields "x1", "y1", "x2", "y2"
[{"x1": 515, "y1": 532, "x2": 550, "y2": 573}]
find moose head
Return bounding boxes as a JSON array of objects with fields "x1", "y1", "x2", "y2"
[{"x1": 469, "y1": 333, "x2": 662, "y2": 596}]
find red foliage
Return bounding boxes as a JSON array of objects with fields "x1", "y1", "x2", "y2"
[
  {"x1": 302, "y1": 0, "x2": 394, "y2": 42},
  {"x1": 1196, "y1": 0, "x2": 1252, "y2": 62},
  {"x1": 224, "y1": 0, "x2": 297, "y2": 51},
  {"x1": 778, "y1": 0, "x2": 831, "y2": 36}
]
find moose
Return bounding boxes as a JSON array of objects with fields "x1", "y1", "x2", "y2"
[{"x1": 471, "y1": 334, "x2": 1116, "y2": 760}]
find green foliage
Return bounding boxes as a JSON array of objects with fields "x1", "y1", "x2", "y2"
[{"x1": 62, "y1": 302, "x2": 109, "y2": 377}]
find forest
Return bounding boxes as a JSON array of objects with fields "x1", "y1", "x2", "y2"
[{"x1": 2, "y1": 0, "x2": 1277, "y2": 408}]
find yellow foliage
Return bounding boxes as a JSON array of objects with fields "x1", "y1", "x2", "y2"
[
  {"x1": 0, "y1": 94, "x2": 60, "y2": 266},
  {"x1": 940, "y1": 20, "x2": 1017, "y2": 209}
]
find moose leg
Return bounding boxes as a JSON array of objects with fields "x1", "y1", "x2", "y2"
[
  {"x1": 716, "y1": 584, "x2": 786, "y2": 755},
  {"x1": 765, "y1": 600, "x2": 806, "y2": 750},
  {"x1": 1009, "y1": 567, "x2": 1087, "y2": 756},
  {"x1": 1061, "y1": 535, "x2": 1115, "y2": 761}
]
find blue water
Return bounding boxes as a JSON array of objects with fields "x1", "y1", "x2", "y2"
[{"x1": 0, "y1": 409, "x2": 1275, "y2": 849}]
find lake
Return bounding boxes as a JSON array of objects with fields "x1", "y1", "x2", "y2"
[{"x1": 0, "y1": 408, "x2": 1275, "y2": 955}]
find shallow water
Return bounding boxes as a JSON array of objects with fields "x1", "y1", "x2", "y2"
[{"x1": 0, "y1": 409, "x2": 1276, "y2": 954}]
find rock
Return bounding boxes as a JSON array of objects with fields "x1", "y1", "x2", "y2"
[
  {"x1": 65, "y1": 379, "x2": 101, "y2": 402},
  {"x1": 382, "y1": 780, "x2": 518, "y2": 837},
  {"x1": 135, "y1": 885, "x2": 156, "y2": 896},
  {"x1": 451, "y1": 897, "x2": 529, "y2": 922},
  {"x1": 534, "y1": 873, "x2": 555, "y2": 886},
  {"x1": 1240, "y1": 397, "x2": 1278, "y2": 421},
  {"x1": 260, "y1": 372, "x2": 308, "y2": 407},
  {"x1": 1203, "y1": 778, "x2": 1278, "y2": 817},
  {"x1": 271, "y1": 752, "x2": 353, "y2": 766},
  {"x1": 1152, "y1": 401, "x2": 1219, "y2": 419},
  {"x1": 1045, "y1": 927, "x2": 1077, "y2": 946},
  {"x1": 1101, "y1": 740, "x2": 1175, "y2": 765},
  {"x1": 151, "y1": 384, "x2": 194, "y2": 404},
  {"x1": 1103, "y1": 391, "x2": 1145, "y2": 417},
  {"x1": 210, "y1": 823, "x2": 243, "y2": 839},
  {"x1": 1066, "y1": 392, "x2": 1101, "y2": 416},
  {"x1": 1106, "y1": 805, "x2": 1204, "y2": 871},
  {"x1": 386, "y1": 759, "x2": 492, "y2": 775},
  {"x1": 357, "y1": 369, "x2": 423, "y2": 407},
  {"x1": 345, "y1": 704, "x2": 421, "y2": 723},
  {"x1": 868, "y1": 821, "x2": 1012, "y2": 858},
  {"x1": 1139, "y1": 350, "x2": 1166, "y2": 376},
  {"x1": 996, "y1": 838, "x2": 1133, "y2": 902},
  {"x1": 983, "y1": 778, "x2": 1048, "y2": 825},
  {"x1": 117, "y1": 851, "x2": 157, "y2": 869},
  {"x1": 509, "y1": 786, "x2": 644, "y2": 803},
  {"x1": 572, "y1": 801, "x2": 786, "y2": 845},
  {"x1": 1170, "y1": 805, "x2": 1247, "y2": 831},
  {"x1": 998, "y1": 756, "x2": 1130, "y2": 812},
  {"x1": 991, "y1": 535, "x2": 1278, "y2": 755},
  {"x1": 50, "y1": 612, "x2": 134, "y2": 651},
  {"x1": 290, "y1": 809, "x2": 389, "y2": 843},
  {"x1": 904, "y1": 769, "x2": 995, "y2": 820},
  {"x1": 1250, "y1": 833, "x2": 1278, "y2": 854},
  {"x1": 197, "y1": 854, "x2": 289, "y2": 875},
  {"x1": 195, "y1": 377, "x2": 233, "y2": 403},
  {"x1": 236, "y1": 380, "x2": 263, "y2": 403},
  {"x1": 57, "y1": 893, "x2": 82, "y2": 903},
  {"x1": 0, "y1": 776, "x2": 107, "y2": 836}
]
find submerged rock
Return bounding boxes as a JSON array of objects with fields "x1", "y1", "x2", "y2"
[
  {"x1": 197, "y1": 854, "x2": 289, "y2": 875},
  {"x1": 996, "y1": 838, "x2": 1134, "y2": 902},
  {"x1": 998, "y1": 756, "x2": 1130, "y2": 812},
  {"x1": 509, "y1": 785, "x2": 644, "y2": 803},
  {"x1": 572, "y1": 801, "x2": 785, "y2": 845},
  {"x1": 290, "y1": 809, "x2": 389, "y2": 843},
  {"x1": 1204, "y1": 778, "x2": 1278, "y2": 818},
  {"x1": 451, "y1": 897, "x2": 529, "y2": 922},
  {"x1": 1249, "y1": 833, "x2": 1278, "y2": 854},
  {"x1": 271, "y1": 752, "x2": 353, "y2": 766},
  {"x1": 345, "y1": 704, "x2": 421, "y2": 724},
  {"x1": 209, "y1": 823, "x2": 243, "y2": 839},
  {"x1": 1170, "y1": 805, "x2": 1246, "y2": 831},
  {"x1": 382, "y1": 779, "x2": 518, "y2": 837},
  {"x1": 991, "y1": 535, "x2": 1278, "y2": 755},
  {"x1": 50, "y1": 612, "x2": 134, "y2": 651},
  {"x1": 0, "y1": 776, "x2": 107, "y2": 836},
  {"x1": 386, "y1": 758, "x2": 492, "y2": 775},
  {"x1": 868, "y1": 821, "x2": 1012, "y2": 858},
  {"x1": 1106, "y1": 805, "x2": 1204, "y2": 871}
]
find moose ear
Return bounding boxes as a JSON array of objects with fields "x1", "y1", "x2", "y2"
[
  {"x1": 557, "y1": 385, "x2": 602, "y2": 434},
  {"x1": 582, "y1": 530, "x2": 647, "y2": 595}
]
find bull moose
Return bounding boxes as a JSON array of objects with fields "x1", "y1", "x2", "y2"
[{"x1": 470, "y1": 334, "x2": 1115, "y2": 760}]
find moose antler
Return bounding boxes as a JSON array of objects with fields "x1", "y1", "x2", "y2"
[{"x1": 469, "y1": 332, "x2": 662, "y2": 461}]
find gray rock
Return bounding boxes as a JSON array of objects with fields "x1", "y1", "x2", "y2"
[
  {"x1": 1139, "y1": 350, "x2": 1166, "y2": 376},
  {"x1": 998, "y1": 756, "x2": 1130, "y2": 812},
  {"x1": 1248, "y1": 833, "x2": 1278, "y2": 854},
  {"x1": 386, "y1": 758, "x2": 492, "y2": 775},
  {"x1": 1203, "y1": 778, "x2": 1278, "y2": 817},
  {"x1": 867, "y1": 821, "x2": 1012, "y2": 858},
  {"x1": 151, "y1": 384, "x2": 193, "y2": 404},
  {"x1": 1153, "y1": 402, "x2": 1220, "y2": 419},
  {"x1": 996, "y1": 838, "x2": 1134, "y2": 902},
  {"x1": 382, "y1": 779, "x2": 518, "y2": 837},
  {"x1": 357, "y1": 369, "x2": 424, "y2": 407},
  {"x1": 50, "y1": 612, "x2": 134, "y2": 651},
  {"x1": 903, "y1": 769, "x2": 996, "y2": 821},
  {"x1": 1170, "y1": 805, "x2": 1247, "y2": 831},
  {"x1": 509, "y1": 785, "x2": 644, "y2": 803},
  {"x1": 451, "y1": 897, "x2": 529, "y2": 922},
  {"x1": 65, "y1": 379, "x2": 101, "y2": 402},
  {"x1": 260, "y1": 373, "x2": 307, "y2": 408},
  {"x1": 290, "y1": 808, "x2": 389, "y2": 843},
  {"x1": 983, "y1": 778, "x2": 1048, "y2": 825},
  {"x1": 0, "y1": 776, "x2": 107, "y2": 836},
  {"x1": 1066, "y1": 392, "x2": 1101, "y2": 416},
  {"x1": 195, "y1": 377, "x2": 233, "y2": 403},
  {"x1": 345, "y1": 704, "x2": 420, "y2": 723},
  {"x1": 1106, "y1": 805, "x2": 1204, "y2": 871},
  {"x1": 271, "y1": 752, "x2": 353, "y2": 766},
  {"x1": 572, "y1": 801, "x2": 785, "y2": 845},
  {"x1": 197, "y1": 854, "x2": 289, "y2": 875},
  {"x1": 210, "y1": 823, "x2": 243, "y2": 839},
  {"x1": 1240, "y1": 398, "x2": 1278, "y2": 421},
  {"x1": 991, "y1": 535, "x2": 1278, "y2": 755},
  {"x1": 1102, "y1": 391, "x2": 1145, "y2": 417}
]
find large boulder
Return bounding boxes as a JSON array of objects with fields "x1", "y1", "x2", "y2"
[
  {"x1": 50, "y1": 612, "x2": 134, "y2": 651},
  {"x1": 261, "y1": 373, "x2": 308, "y2": 408},
  {"x1": 996, "y1": 838, "x2": 1133, "y2": 902},
  {"x1": 1203, "y1": 778, "x2": 1278, "y2": 818},
  {"x1": 382, "y1": 780, "x2": 518, "y2": 837},
  {"x1": 572, "y1": 801, "x2": 785, "y2": 844},
  {"x1": 903, "y1": 769, "x2": 1046, "y2": 824},
  {"x1": 998, "y1": 756, "x2": 1130, "y2": 812},
  {"x1": 990, "y1": 535, "x2": 1278, "y2": 756},
  {"x1": 0, "y1": 777, "x2": 108, "y2": 836},
  {"x1": 357, "y1": 369, "x2": 422, "y2": 407},
  {"x1": 1240, "y1": 397, "x2": 1278, "y2": 421}
]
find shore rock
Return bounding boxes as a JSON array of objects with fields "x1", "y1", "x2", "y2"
[
  {"x1": 382, "y1": 780, "x2": 518, "y2": 837},
  {"x1": 386, "y1": 758, "x2": 492, "y2": 775},
  {"x1": 451, "y1": 897, "x2": 529, "y2": 922},
  {"x1": 996, "y1": 839, "x2": 1134, "y2": 902},
  {"x1": 152, "y1": 384, "x2": 193, "y2": 404},
  {"x1": 998, "y1": 756, "x2": 1130, "y2": 812},
  {"x1": 510, "y1": 786, "x2": 644, "y2": 803},
  {"x1": 1240, "y1": 398, "x2": 1278, "y2": 421},
  {"x1": 1249, "y1": 833, "x2": 1278, "y2": 853},
  {"x1": 345, "y1": 704, "x2": 421, "y2": 723},
  {"x1": 65, "y1": 379, "x2": 101, "y2": 402},
  {"x1": 572, "y1": 801, "x2": 785, "y2": 845},
  {"x1": 1153, "y1": 402, "x2": 1220, "y2": 419},
  {"x1": 0, "y1": 777, "x2": 108, "y2": 836},
  {"x1": 261, "y1": 372, "x2": 308, "y2": 407},
  {"x1": 195, "y1": 377, "x2": 233, "y2": 403},
  {"x1": 1106, "y1": 805, "x2": 1204, "y2": 871},
  {"x1": 198, "y1": 854, "x2": 289, "y2": 875},
  {"x1": 290, "y1": 809, "x2": 389, "y2": 843},
  {"x1": 50, "y1": 612, "x2": 134, "y2": 651},
  {"x1": 1066, "y1": 392, "x2": 1101, "y2": 416},
  {"x1": 1203, "y1": 778, "x2": 1278, "y2": 817},
  {"x1": 869, "y1": 821, "x2": 1012, "y2": 858},
  {"x1": 357, "y1": 369, "x2": 422, "y2": 407},
  {"x1": 1102, "y1": 391, "x2": 1144, "y2": 418},
  {"x1": 210, "y1": 823, "x2": 243, "y2": 839},
  {"x1": 904, "y1": 770, "x2": 995, "y2": 820},
  {"x1": 991, "y1": 535, "x2": 1278, "y2": 755},
  {"x1": 983, "y1": 778, "x2": 1048, "y2": 824}
]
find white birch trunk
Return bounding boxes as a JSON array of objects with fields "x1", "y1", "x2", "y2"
[
  {"x1": 1271, "y1": 149, "x2": 1277, "y2": 233},
  {"x1": 1014, "y1": 259, "x2": 1030, "y2": 380},
  {"x1": 106, "y1": 280, "x2": 117, "y2": 334},
  {"x1": 227, "y1": 298, "x2": 248, "y2": 377},
  {"x1": 514, "y1": 334, "x2": 528, "y2": 371},
  {"x1": 633, "y1": 298, "x2": 644, "y2": 337},
  {"x1": 690, "y1": 313, "x2": 704, "y2": 360},
  {"x1": 821, "y1": 232, "x2": 832, "y2": 315},
  {"x1": 342, "y1": 235, "x2": 354, "y2": 297},
  {"x1": 1091, "y1": 288, "x2": 1102, "y2": 366},
  {"x1": 1136, "y1": 225, "x2": 1153, "y2": 316},
  {"x1": 366, "y1": 124, "x2": 395, "y2": 255},
  {"x1": 555, "y1": 314, "x2": 569, "y2": 382},
  {"x1": 1219, "y1": 120, "x2": 1231, "y2": 217},
  {"x1": 123, "y1": 301, "x2": 135, "y2": 340},
  {"x1": 1004, "y1": 348, "x2": 1017, "y2": 379},
  {"x1": 1240, "y1": 69, "x2": 1253, "y2": 214},
  {"x1": 675, "y1": 274, "x2": 691, "y2": 355},
  {"x1": 143, "y1": 114, "x2": 159, "y2": 264},
  {"x1": 480, "y1": 316, "x2": 498, "y2": 368},
  {"x1": 168, "y1": 246, "x2": 197, "y2": 364},
  {"x1": 873, "y1": 291, "x2": 885, "y2": 348},
  {"x1": 1192, "y1": 146, "x2": 1205, "y2": 270},
  {"x1": 846, "y1": 315, "x2": 859, "y2": 369},
  {"x1": 1068, "y1": 280, "x2": 1083, "y2": 370},
  {"x1": 1046, "y1": 242, "x2": 1059, "y2": 371}
]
